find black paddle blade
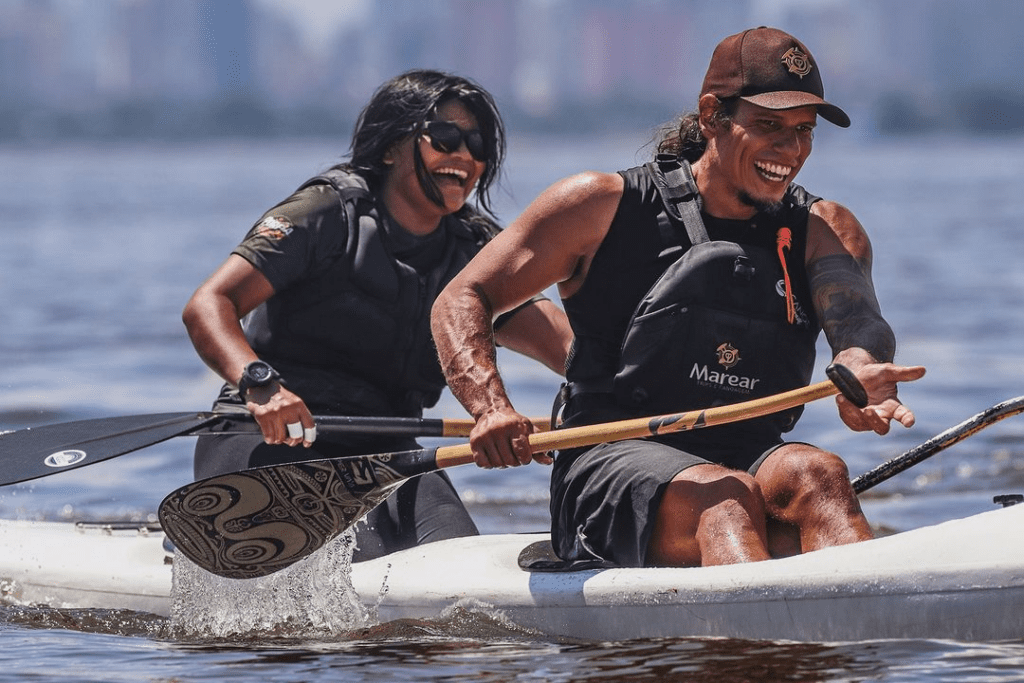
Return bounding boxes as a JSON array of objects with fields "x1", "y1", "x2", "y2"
[
  {"x1": 158, "y1": 447, "x2": 440, "y2": 579},
  {"x1": 0, "y1": 412, "x2": 220, "y2": 486}
]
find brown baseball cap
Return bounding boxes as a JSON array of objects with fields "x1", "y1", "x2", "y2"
[{"x1": 700, "y1": 27, "x2": 850, "y2": 128}]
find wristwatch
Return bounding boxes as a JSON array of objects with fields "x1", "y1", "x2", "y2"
[{"x1": 237, "y1": 360, "x2": 281, "y2": 400}]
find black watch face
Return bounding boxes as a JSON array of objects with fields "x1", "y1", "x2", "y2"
[{"x1": 250, "y1": 363, "x2": 272, "y2": 383}]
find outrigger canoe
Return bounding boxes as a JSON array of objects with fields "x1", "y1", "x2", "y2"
[{"x1": 2, "y1": 499, "x2": 1024, "y2": 643}]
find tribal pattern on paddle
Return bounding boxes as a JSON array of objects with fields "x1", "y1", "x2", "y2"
[{"x1": 159, "y1": 453, "x2": 415, "y2": 579}]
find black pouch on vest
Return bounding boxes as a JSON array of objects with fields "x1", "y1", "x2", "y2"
[
  {"x1": 611, "y1": 240, "x2": 807, "y2": 416},
  {"x1": 609, "y1": 158, "x2": 816, "y2": 432}
]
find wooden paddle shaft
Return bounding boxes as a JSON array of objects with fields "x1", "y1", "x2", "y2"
[
  {"x1": 435, "y1": 375, "x2": 845, "y2": 468},
  {"x1": 156, "y1": 365, "x2": 863, "y2": 579}
]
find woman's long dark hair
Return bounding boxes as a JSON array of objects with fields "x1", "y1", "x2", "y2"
[{"x1": 341, "y1": 69, "x2": 506, "y2": 219}]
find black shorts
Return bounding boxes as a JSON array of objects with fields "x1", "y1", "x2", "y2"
[{"x1": 549, "y1": 436, "x2": 790, "y2": 567}]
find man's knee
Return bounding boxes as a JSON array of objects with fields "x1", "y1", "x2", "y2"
[
  {"x1": 664, "y1": 465, "x2": 763, "y2": 510},
  {"x1": 758, "y1": 445, "x2": 854, "y2": 503},
  {"x1": 648, "y1": 465, "x2": 769, "y2": 566},
  {"x1": 757, "y1": 445, "x2": 869, "y2": 547}
]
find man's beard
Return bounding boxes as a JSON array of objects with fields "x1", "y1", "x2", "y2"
[{"x1": 738, "y1": 191, "x2": 783, "y2": 216}]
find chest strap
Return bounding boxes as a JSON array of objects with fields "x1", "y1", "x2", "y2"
[{"x1": 649, "y1": 154, "x2": 709, "y2": 247}]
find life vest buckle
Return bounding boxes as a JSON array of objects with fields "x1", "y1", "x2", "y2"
[{"x1": 733, "y1": 255, "x2": 755, "y2": 281}]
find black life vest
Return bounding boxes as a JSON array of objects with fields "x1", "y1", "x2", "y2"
[
  {"x1": 561, "y1": 156, "x2": 821, "y2": 441},
  {"x1": 239, "y1": 169, "x2": 496, "y2": 417}
]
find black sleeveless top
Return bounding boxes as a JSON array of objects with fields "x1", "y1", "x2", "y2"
[{"x1": 560, "y1": 157, "x2": 822, "y2": 449}]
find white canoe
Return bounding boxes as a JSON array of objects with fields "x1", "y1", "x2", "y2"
[{"x1": 2, "y1": 503, "x2": 1024, "y2": 642}]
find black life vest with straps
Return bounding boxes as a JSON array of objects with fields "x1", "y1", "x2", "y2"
[
  {"x1": 560, "y1": 156, "x2": 822, "y2": 442},
  {"x1": 237, "y1": 168, "x2": 497, "y2": 417}
]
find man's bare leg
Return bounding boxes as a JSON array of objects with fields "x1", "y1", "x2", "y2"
[{"x1": 646, "y1": 464, "x2": 772, "y2": 567}]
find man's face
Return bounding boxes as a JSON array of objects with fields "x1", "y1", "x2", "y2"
[{"x1": 714, "y1": 100, "x2": 817, "y2": 212}]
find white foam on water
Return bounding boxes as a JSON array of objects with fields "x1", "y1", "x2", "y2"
[{"x1": 168, "y1": 530, "x2": 370, "y2": 639}]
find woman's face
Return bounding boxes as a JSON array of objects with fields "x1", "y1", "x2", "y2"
[{"x1": 383, "y1": 99, "x2": 487, "y2": 227}]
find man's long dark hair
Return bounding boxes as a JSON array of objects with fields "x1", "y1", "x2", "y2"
[
  {"x1": 340, "y1": 69, "x2": 506, "y2": 219},
  {"x1": 656, "y1": 97, "x2": 737, "y2": 163}
]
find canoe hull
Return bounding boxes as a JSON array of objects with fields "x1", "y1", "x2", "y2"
[
  {"x1": 350, "y1": 505, "x2": 1024, "y2": 642},
  {"x1": 0, "y1": 521, "x2": 171, "y2": 616},
  {"x1": 2, "y1": 504, "x2": 1023, "y2": 642}
]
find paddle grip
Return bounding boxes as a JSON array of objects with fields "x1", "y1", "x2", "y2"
[{"x1": 825, "y1": 363, "x2": 869, "y2": 409}]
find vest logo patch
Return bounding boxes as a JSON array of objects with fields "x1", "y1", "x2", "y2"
[
  {"x1": 716, "y1": 342, "x2": 740, "y2": 369},
  {"x1": 254, "y1": 215, "x2": 293, "y2": 240}
]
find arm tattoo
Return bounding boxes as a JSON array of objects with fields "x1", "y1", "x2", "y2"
[{"x1": 808, "y1": 254, "x2": 896, "y2": 362}]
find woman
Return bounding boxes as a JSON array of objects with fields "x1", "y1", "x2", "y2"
[{"x1": 183, "y1": 69, "x2": 571, "y2": 561}]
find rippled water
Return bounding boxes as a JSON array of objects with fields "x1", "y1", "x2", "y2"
[{"x1": 0, "y1": 130, "x2": 1023, "y2": 681}]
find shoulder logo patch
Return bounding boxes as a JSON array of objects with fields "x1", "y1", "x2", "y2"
[{"x1": 253, "y1": 216, "x2": 294, "y2": 240}]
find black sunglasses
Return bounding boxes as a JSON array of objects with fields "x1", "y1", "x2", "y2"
[{"x1": 422, "y1": 120, "x2": 487, "y2": 162}]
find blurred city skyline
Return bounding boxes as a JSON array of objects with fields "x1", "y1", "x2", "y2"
[{"x1": 3, "y1": 0, "x2": 1023, "y2": 141}]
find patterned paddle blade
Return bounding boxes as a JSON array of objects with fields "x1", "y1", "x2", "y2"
[{"x1": 159, "y1": 448, "x2": 439, "y2": 579}]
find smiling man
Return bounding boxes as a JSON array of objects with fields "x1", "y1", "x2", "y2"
[{"x1": 432, "y1": 28, "x2": 926, "y2": 569}]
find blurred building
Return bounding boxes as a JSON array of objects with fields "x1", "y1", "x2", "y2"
[{"x1": 1, "y1": 0, "x2": 1022, "y2": 139}]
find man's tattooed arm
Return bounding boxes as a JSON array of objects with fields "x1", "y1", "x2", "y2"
[{"x1": 808, "y1": 253, "x2": 896, "y2": 363}]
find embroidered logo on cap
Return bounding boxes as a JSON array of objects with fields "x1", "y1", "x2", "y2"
[{"x1": 781, "y1": 47, "x2": 812, "y2": 78}]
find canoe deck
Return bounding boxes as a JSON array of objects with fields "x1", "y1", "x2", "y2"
[{"x1": 1, "y1": 503, "x2": 1023, "y2": 642}]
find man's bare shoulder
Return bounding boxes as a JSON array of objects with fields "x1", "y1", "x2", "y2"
[
  {"x1": 534, "y1": 170, "x2": 624, "y2": 210},
  {"x1": 809, "y1": 198, "x2": 872, "y2": 263},
  {"x1": 515, "y1": 170, "x2": 624, "y2": 248},
  {"x1": 506, "y1": 170, "x2": 624, "y2": 297}
]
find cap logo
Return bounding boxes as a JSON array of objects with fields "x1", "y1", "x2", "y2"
[{"x1": 781, "y1": 47, "x2": 812, "y2": 78}]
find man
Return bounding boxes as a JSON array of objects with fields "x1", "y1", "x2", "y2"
[{"x1": 431, "y1": 27, "x2": 926, "y2": 568}]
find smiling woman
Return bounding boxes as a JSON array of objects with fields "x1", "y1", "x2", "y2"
[
  {"x1": 380, "y1": 99, "x2": 489, "y2": 233},
  {"x1": 179, "y1": 69, "x2": 573, "y2": 566}
]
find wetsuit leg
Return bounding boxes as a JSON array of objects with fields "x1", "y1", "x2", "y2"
[{"x1": 351, "y1": 471, "x2": 479, "y2": 562}]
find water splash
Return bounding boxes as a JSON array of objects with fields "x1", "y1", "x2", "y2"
[{"x1": 168, "y1": 530, "x2": 370, "y2": 639}]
